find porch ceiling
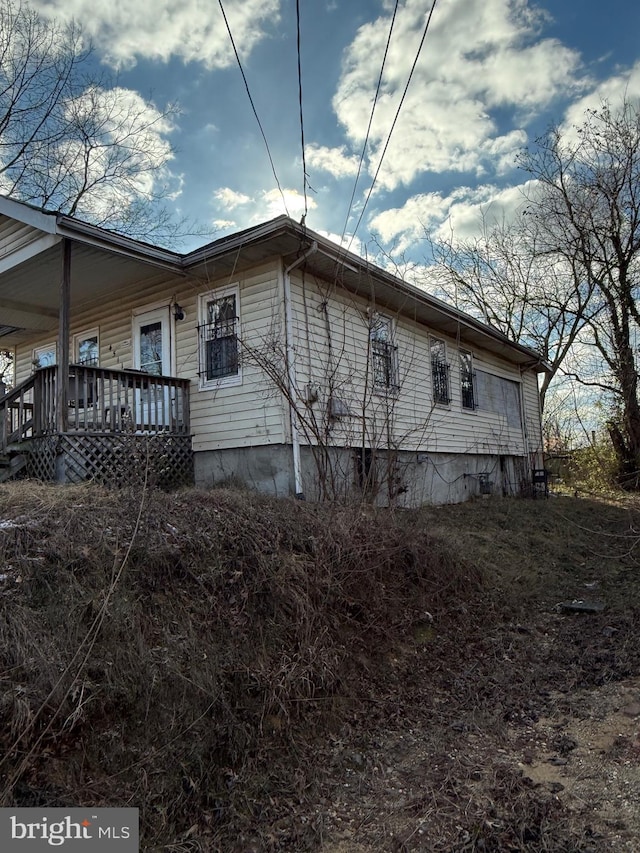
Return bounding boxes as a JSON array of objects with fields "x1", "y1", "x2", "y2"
[{"x1": 0, "y1": 240, "x2": 183, "y2": 346}]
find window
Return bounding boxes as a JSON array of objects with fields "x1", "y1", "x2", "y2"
[
  {"x1": 74, "y1": 330, "x2": 99, "y2": 366},
  {"x1": 370, "y1": 313, "x2": 398, "y2": 391},
  {"x1": 430, "y1": 337, "x2": 450, "y2": 405},
  {"x1": 198, "y1": 287, "x2": 240, "y2": 387},
  {"x1": 460, "y1": 349, "x2": 476, "y2": 410},
  {"x1": 138, "y1": 321, "x2": 164, "y2": 375},
  {"x1": 33, "y1": 343, "x2": 56, "y2": 369}
]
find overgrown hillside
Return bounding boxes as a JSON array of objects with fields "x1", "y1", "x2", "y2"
[{"x1": 0, "y1": 484, "x2": 639, "y2": 851}]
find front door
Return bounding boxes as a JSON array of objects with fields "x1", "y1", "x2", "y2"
[
  {"x1": 133, "y1": 307, "x2": 172, "y2": 377},
  {"x1": 132, "y1": 307, "x2": 173, "y2": 428}
]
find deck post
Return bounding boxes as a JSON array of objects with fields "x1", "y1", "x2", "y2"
[{"x1": 55, "y1": 238, "x2": 71, "y2": 481}]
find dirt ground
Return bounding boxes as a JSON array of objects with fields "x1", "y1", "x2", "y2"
[
  {"x1": 313, "y1": 634, "x2": 640, "y2": 853},
  {"x1": 225, "y1": 492, "x2": 640, "y2": 853},
  {"x1": 305, "y1": 496, "x2": 640, "y2": 853}
]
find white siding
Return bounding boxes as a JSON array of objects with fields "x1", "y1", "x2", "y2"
[
  {"x1": 190, "y1": 262, "x2": 286, "y2": 451},
  {"x1": 13, "y1": 252, "x2": 543, "y2": 462},
  {"x1": 287, "y1": 271, "x2": 535, "y2": 457}
]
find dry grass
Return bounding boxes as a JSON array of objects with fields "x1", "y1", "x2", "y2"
[
  {"x1": 0, "y1": 482, "x2": 480, "y2": 850},
  {"x1": 1, "y1": 484, "x2": 640, "y2": 850}
]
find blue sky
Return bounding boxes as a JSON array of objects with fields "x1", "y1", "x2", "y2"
[{"x1": 31, "y1": 0, "x2": 640, "y2": 258}]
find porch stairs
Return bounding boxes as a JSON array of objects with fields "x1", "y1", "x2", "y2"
[
  {"x1": 0, "y1": 375, "x2": 35, "y2": 482},
  {"x1": 0, "y1": 450, "x2": 27, "y2": 482}
]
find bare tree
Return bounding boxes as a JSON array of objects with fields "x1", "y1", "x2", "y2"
[
  {"x1": 0, "y1": 349, "x2": 11, "y2": 387},
  {"x1": 520, "y1": 100, "x2": 640, "y2": 488},
  {"x1": 0, "y1": 0, "x2": 185, "y2": 244},
  {"x1": 429, "y1": 217, "x2": 594, "y2": 413}
]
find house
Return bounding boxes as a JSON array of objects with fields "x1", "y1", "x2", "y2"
[{"x1": 0, "y1": 195, "x2": 547, "y2": 504}]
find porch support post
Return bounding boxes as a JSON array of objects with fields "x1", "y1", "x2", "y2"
[{"x1": 56, "y1": 238, "x2": 71, "y2": 437}]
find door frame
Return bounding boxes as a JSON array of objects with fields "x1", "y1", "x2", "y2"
[{"x1": 132, "y1": 304, "x2": 175, "y2": 377}]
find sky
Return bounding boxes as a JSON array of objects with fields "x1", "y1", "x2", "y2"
[{"x1": 29, "y1": 0, "x2": 640, "y2": 261}]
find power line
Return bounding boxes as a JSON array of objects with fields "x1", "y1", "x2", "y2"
[
  {"x1": 347, "y1": 0, "x2": 440, "y2": 253},
  {"x1": 217, "y1": 0, "x2": 289, "y2": 217},
  {"x1": 340, "y1": 0, "x2": 399, "y2": 246},
  {"x1": 296, "y1": 0, "x2": 308, "y2": 223}
]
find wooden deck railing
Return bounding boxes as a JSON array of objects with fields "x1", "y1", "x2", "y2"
[
  {"x1": 0, "y1": 374, "x2": 35, "y2": 451},
  {"x1": 1, "y1": 365, "x2": 190, "y2": 453}
]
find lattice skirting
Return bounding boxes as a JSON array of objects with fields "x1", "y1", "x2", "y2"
[
  {"x1": 25, "y1": 436, "x2": 58, "y2": 481},
  {"x1": 26, "y1": 433, "x2": 193, "y2": 489}
]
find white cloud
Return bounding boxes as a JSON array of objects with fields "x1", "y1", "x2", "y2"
[
  {"x1": 370, "y1": 182, "x2": 535, "y2": 253},
  {"x1": 560, "y1": 59, "x2": 640, "y2": 141},
  {"x1": 53, "y1": 86, "x2": 176, "y2": 223},
  {"x1": 257, "y1": 188, "x2": 317, "y2": 221},
  {"x1": 212, "y1": 218, "x2": 237, "y2": 230},
  {"x1": 306, "y1": 144, "x2": 360, "y2": 179},
  {"x1": 30, "y1": 0, "x2": 280, "y2": 69},
  {"x1": 209, "y1": 187, "x2": 317, "y2": 229},
  {"x1": 214, "y1": 188, "x2": 251, "y2": 209},
  {"x1": 316, "y1": 229, "x2": 366, "y2": 259},
  {"x1": 480, "y1": 130, "x2": 529, "y2": 176},
  {"x1": 333, "y1": 0, "x2": 584, "y2": 191}
]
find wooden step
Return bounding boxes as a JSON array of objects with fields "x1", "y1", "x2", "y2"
[{"x1": 0, "y1": 452, "x2": 27, "y2": 482}]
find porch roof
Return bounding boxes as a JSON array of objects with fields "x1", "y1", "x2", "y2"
[{"x1": 0, "y1": 196, "x2": 183, "y2": 346}]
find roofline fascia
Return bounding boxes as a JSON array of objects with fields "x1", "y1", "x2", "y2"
[
  {"x1": 0, "y1": 195, "x2": 58, "y2": 233},
  {"x1": 185, "y1": 216, "x2": 550, "y2": 371},
  {"x1": 55, "y1": 214, "x2": 185, "y2": 273}
]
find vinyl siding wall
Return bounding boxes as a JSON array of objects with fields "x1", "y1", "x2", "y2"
[
  {"x1": 12, "y1": 255, "x2": 543, "y2": 463},
  {"x1": 287, "y1": 270, "x2": 540, "y2": 458}
]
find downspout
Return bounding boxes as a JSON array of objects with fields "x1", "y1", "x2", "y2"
[
  {"x1": 283, "y1": 242, "x2": 318, "y2": 497},
  {"x1": 518, "y1": 365, "x2": 532, "y2": 481}
]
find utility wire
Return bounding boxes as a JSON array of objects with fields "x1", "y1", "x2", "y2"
[
  {"x1": 346, "y1": 0, "x2": 440, "y2": 253},
  {"x1": 296, "y1": 0, "x2": 308, "y2": 223},
  {"x1": 340, "y1": 0, "x2": 399, "y2": 246},
  {"x1": 217, "y1": 0, "x2": 289, "y2": 217}
]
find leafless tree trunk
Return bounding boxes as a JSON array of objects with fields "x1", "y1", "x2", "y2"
[{"x1": 520, "y1": 101, "x2": 640, "y2": 488}]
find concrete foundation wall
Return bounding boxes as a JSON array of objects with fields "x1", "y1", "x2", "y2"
[
  {"x1": 194, "y1": 444, "x2": 294, "y2": 496},
  {"x1": 194, "y1": 443, "x2": 531, "y2": 506}
]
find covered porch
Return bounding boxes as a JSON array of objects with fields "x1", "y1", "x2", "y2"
[{"x1": 0, "y1": 197, "x2": 193, "y2": 487}]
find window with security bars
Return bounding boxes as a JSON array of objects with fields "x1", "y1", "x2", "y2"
[
  {"x1": 460, "y1": 349, "x2": 476, "y2": 410},
  {"x1": 430, "y1": 337, "x2": 450, "y2": 405},
  {"x1": 199, "y1": 290, "x2": 239, "y2": 385},
  {"x1": 370, "y1": 314, "x2": 398, "y2": 391}
]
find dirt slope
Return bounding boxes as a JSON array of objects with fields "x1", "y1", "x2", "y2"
[{"x1": 0, "y1": 484, "x2": 639, "y2": 851}]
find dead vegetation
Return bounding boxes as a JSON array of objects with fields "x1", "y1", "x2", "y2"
[{"x1": 0, "y1": 484, "x2": 639, "y2": 851}]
